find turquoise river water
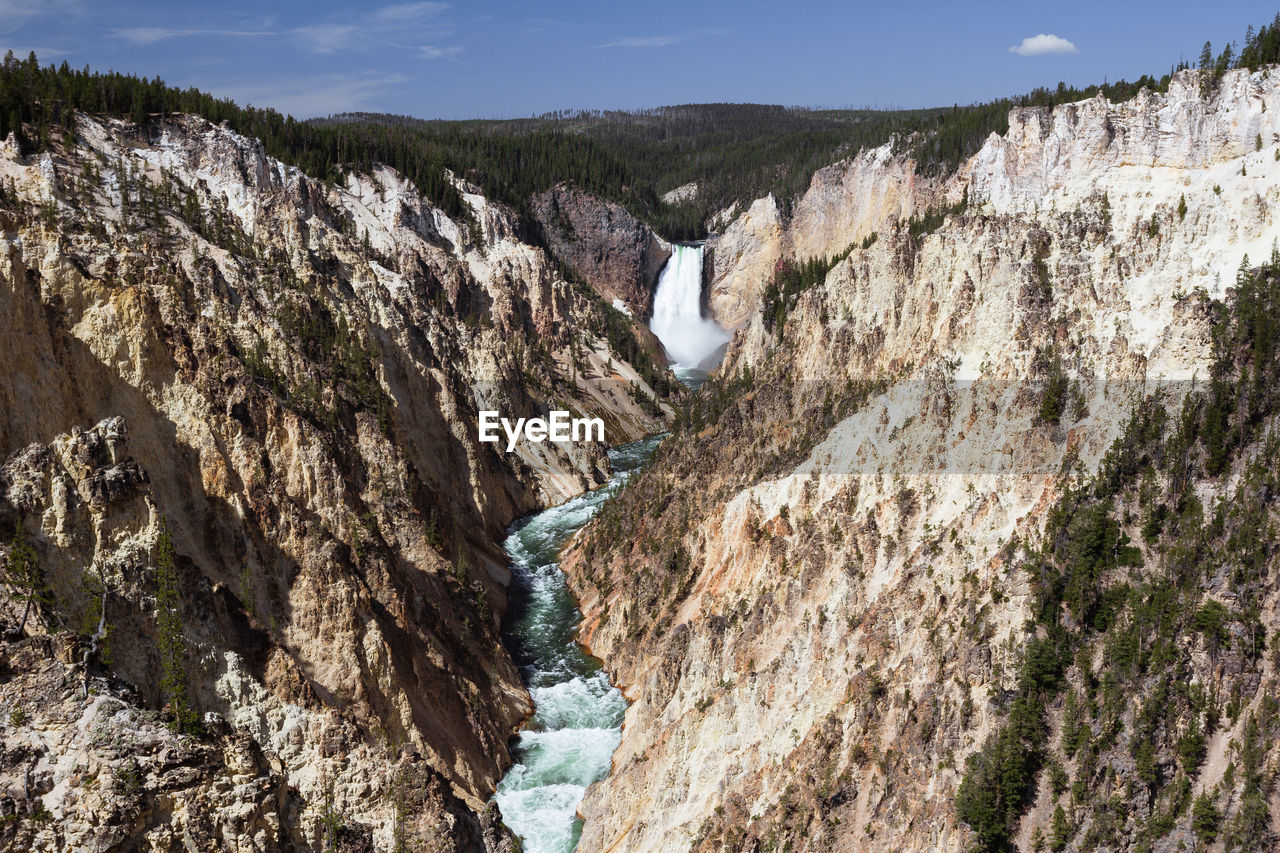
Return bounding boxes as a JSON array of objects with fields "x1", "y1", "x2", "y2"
[{"x1": 493, "y1": 435, "x2": 662, "y2": 852}]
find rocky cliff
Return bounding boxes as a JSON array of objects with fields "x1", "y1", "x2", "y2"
[
  {"x1": 705, "y1": 143, "x2": 938, "y2": 330},
  {"x1": 531, "y1": 184, "x2": 671, "y2": 319},
  {"x1": 566, "y1": 67, "x2": 1280, "y2": 852},
  {"x1": 0, "y1": 112, "x2": 674, "y2": 850}
]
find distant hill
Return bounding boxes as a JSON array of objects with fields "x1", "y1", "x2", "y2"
[{"x1": 314, "y1": 104, "x2": 958, "y2": 238}]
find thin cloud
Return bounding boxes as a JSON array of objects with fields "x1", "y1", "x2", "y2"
[
  {"x1": 1009, "y1": 34, "x2": 1078, "y2": 57},
  {"x1": 291, "y1": 3, "x2": 453, "y2": 55},
  {"x1": 110, "y1": 28, "x2": 275, "y2": 46},
  {"x1": 218, "y1": 72, "x2": 408, "y2": 118},
  {"x1": 595, "y1": 35, "x2": 682, "y2": 49},
  {"x1": 290, "y1": 24, "x2": 359, "y2": 54},
  {"x1": 0, "y1": 45, "x2": 71, "y2": 60},
  {"x1": 372, "y1": 2, "x2": 448, "y2": 25},
  {"x1": 0, "y1": 0, "x2": 81, "y2": 33},
  {"x1": 418, "y1": 44, "x2": 463, "y2": 60}
]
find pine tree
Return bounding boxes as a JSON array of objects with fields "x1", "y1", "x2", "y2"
[
  {"x1": 3, "y1": 529, "x2": 49, "y2": 634},
  {"x1": 1216, "y1": 42, "x2": 1236, "y2": 74},
  {"x1": 1049, "y1": 804, "x2": 1069, "y2": 851},
  {"x1": 155, "y1": 520, "x2": 199, "y2": 734},
  {"x1": 1192, "y1": 792, "x2": 1221, "y2": 843}
]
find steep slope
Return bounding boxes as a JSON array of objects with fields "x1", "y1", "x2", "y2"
[
  {"x1": 564, "y1": 67, "x2": 1280, "y2": 852},
  {"x1": 705, "y1": 144, "x2": 938, "y2": 330},
  {"x1": 0, "y1": 112, "x2": 674, "y2": 850},
  {"x1": 531, "y1": 184, "x2": 671, "y2": 319}
]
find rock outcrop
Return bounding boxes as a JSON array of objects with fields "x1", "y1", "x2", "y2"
[
  {"x1": 531, "y1": 184, "x2": 670, "y2": 317},
  {"x1": 703, "y1": 194, "x2": 787, "y2": 331},
  {"x1": 705, "y1": 144, "x2": 939, "y2": 330}
]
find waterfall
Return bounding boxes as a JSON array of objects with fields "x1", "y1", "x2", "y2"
[{"x1": 649, "y1": 244, "x2": 730, "y2": 371}]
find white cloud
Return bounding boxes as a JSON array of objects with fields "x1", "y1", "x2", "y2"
[
  {"x1": 0, "y1": 0, "x2": 81, "y2": 33},
  {"x1": 595, "y1": 35, "x2": 682, "y2": 49},
  {"x1": 291, "y1": 24, "x2": 359, "y2": 54},
  {"x1": 1009, "y1": 34, "x2": 1078, "y2": 57},
  {"x1": 110, "y1": 28, "x2": 274, "y2": 46},
  {"x1": 291, "y1": 4, "x2": 453, "y2": 54}
]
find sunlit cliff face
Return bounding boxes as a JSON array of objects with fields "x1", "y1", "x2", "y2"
[{"x1": 565, "y1": 67, "x2": 1280, "y2": 853}]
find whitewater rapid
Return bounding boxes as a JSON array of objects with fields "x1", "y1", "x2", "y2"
[
  {"x1": 495, "y1": 248, "x2": 720, "y2": 848},
  {"x1": 649, "y1": 243, "x2": 730, "y2": 371},
  {"x1": 493, "y1": 437, "x2": 661, "y2": 853}
]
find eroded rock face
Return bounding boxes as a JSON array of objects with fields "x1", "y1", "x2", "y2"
[
  {"x1": 566, "y1": 68, "x2": 1280, "y2": 852},
  {"x1": 531, "y1": 184, "x2": 671, "y2": 317},
  {"x1": 0, "y1": 627, "x2": 516, "y2": 852},
  {"x1": 788, "y1": 144, "x2": 930, "y2": 263},
  {"x1": 969, "y1": 71, "x2": 1275, "y2": 212},
  {"x1": 704, "y1": 194, "x2": 786, "y2": 331},
  {"x1": 0, "y1": 112, "x2": 673, "y2": 849},
  {"x1": 705, "y1": 144, "x2": 940, "y2": 331}
]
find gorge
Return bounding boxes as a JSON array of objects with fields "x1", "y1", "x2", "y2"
[
  {"x1": 493, "y1": 436, "x2": 659, "y2": 853},
  {"x1": 5, "y1": 16, "x2": 1280, "y2": 853},
  {"x1": 495, "y1": 240, "x2": 723, "y2": 851}
]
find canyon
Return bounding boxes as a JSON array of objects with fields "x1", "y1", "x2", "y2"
[
  {"x1": 2, "y1": 53, "x2": 1280, "y2": 853},
  {"x1": 0, "y1": 111, "x2": 675, "y2": 849}
]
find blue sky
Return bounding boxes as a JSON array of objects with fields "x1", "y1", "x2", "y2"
[{"x1": 2, "y1": 1, "x2": 1278, "y2": 119}]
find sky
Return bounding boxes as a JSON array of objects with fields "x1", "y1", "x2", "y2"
[{"x1": 2, "y1": 1, "x2": 1279, "y2": 120}]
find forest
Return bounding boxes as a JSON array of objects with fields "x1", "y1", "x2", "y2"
[{"x1": 955, "y1": 252, "x2": 1280, "y2": 851}]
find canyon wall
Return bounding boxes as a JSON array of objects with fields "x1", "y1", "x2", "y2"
[
  {"x1": 705, "y1": 144, "x2": 939, "y2": 330},
  {"x1": 531, "y1": 184, "x2": 671, "y2": 319},
  {"x1": 0, "y1": 114, "x2": 673, "y2": 850},
  {"x1": 567, "y1": 68, "x2": 1280, "y2": 852}
]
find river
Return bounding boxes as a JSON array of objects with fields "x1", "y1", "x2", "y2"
[
  {"x1": 492, "y1": 435, "x2": 662, "y2": 853},
  {"x1": 495, "y1": 239, "x2": 722, "y2": 850}
]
